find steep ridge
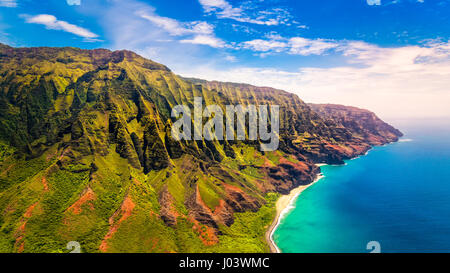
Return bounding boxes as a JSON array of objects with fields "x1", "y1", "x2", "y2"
[
  {"x1": 308, "y1": 104, "x2": 403, "y2": 146},
  {"x1": 0, "y1": 44, "x2": 401, "y2": 253},
  {"x1": 186, "y1": 79, "x2": 403, "y2": 164}
]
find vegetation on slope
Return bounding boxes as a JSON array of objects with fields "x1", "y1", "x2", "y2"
[{"x1": 0, "y1": 44, "x2": 402, "y2": 253}]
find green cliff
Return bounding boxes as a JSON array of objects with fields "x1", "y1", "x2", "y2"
[{"x1": 0, "y1": 44, "x2": 402, "y2": 253}]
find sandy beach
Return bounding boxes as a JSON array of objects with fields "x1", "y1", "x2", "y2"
[{"x1": 265, "y1": 172, "x2": 325, "y2": 253}]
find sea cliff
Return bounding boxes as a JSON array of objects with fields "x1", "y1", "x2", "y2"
[{"x1": 0, "y1": 44, "x2": 402, "y2": 252}]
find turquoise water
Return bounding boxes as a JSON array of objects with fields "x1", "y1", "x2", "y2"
[{"x1": 273, "y1": 119, "x2": 450, "y2": 253}]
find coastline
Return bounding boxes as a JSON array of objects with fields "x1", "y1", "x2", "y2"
[
  {"x1": 264, "y1": 144, "x2": 389, "y2": 253},
  {"x1": 265, "y1": 169, "x2": 325, "y2": 253}
]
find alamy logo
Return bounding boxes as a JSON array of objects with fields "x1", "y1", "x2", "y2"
[{"x1": 171, "y1": 97, "x2": 280, "y2": 151}]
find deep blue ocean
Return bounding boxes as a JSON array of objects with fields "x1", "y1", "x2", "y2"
[{"x1": 273, "y1": 119, "x2": 450, "y2": 253}]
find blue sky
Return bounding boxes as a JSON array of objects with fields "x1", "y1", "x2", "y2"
[{"x1": 1, "y1": 0, "x2": 450, "y2": 119}]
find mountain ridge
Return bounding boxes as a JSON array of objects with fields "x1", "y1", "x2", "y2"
[{"x1": 0, "y1": 44, "x2": 402, "y2": 253}]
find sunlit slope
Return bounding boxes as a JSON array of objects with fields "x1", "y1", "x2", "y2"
[{"x1": 0, "y1": 44, "x2": 401, "y2": 253}]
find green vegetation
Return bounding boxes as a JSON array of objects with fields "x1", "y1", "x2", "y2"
[
  {"x1": 0, "y1": 44, "x2": 402, "y2": 253},
  {"x1": 210, "y1": 193, "x2": 278, "y2": 253}
]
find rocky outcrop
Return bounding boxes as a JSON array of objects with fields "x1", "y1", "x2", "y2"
[
  {"x1": 185, "y1": 182, "x2": 262, "y2": 232},
  {"x1": 222, "y1": 184, "x2": 261, "y2": 213},
  {"x1": 308, "y1": 103, "x2": 403, "y2": 145},
  {"x1": 158, "y1": 186, "x2": 179, "y2": 227},
  {"x1": 264, "y1": 158, "x2": 320, "y2": 194}
]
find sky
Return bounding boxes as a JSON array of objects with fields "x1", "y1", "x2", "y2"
[{"x1": 0, "y1": 0, "x2": 449, "y2": 120}]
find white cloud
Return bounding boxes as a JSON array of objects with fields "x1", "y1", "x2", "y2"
[
  {"x1": 242, "y1": 39, "x2": 288, "y2": 52},
  {"x1": 198, "y1": 0, "x2": 295, "y2": 26},
  {"x1": 137, "y1": 10, "x2": 226, "y2": 48},
  {"x1": 0, "y1": 0, "x2": 17, "y2": 7},
  {"x1": 66, "y1": 0, "x2": 81, "y2": 6},
  {"x1": 24, "y1": 14, "x2": 98, "y2": 39},
  {"x1": 97, "y1": 0, "x2": 231, "y2": 73},
  {"x1": 199, "y1": 0, "x2": 241, "y2": 17},
  {"x1": 225, "y1": 55, "x2": 237, "y2": 62},
  {"x1": 180, "y1": 35, "x2": 226, "y2": 48},
  {"x1": 289, "y1": 37, "x2": 339, "y2": 55},
  {"x1": 138, "y1": 12, "x2": 186, "y2": 36},
  {"x1": 138, "y1": 11, "x2": 213, "y2": 36},
  {"x1": 240, "y1": 35, "x2": 339, "y2": 56},
  {"x1": 367, "y1": 0, "x2": 381, "y2": 5},
  {"x1": 179, "y1": 40, "x2": 450, "y2": 119}
]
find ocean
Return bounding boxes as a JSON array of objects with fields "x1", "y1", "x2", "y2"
[{"x1": 273, "y1": 119, "x2": 450, "y2": 253}]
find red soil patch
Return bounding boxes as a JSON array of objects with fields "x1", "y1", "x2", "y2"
[
  {"x1": 142, "y1": 237, "x2": 161, "y2": 252},
  {"x1": 190, "y1": 186, "x2": 220, "y2": 246},
  {"x1": 251, "y1": 179, "x2": 266, "y2": 192},
  {"x1": 14, "y1": 201, "x2": 39, "y2": 253},
  {"x1": 262, "y1": 158, "x2": 275, "y2": 168},
  {"x1": 133, "y1": 177, "x2": 141, "y2": 185},
  {"x1": 150, "y1": 238, "x2": 159, "y2": 251},
  {"x1": 348, "y1": 143, "x2": 370, "y2": 155},
  {"x1": 23, "y1": 202, "x2": 38, "y2": 218},
  {"x1": 149, "y1": 211, "x2": 159, "y2": 217},
  {"x1": 213, "y1": 199, "x2": 227, "y2": 216},
  {"x1": 366, "y1": 135, "x2": 383, "y2": 145},
  {"x1": 17, "y1": 222, "x2": 27, "y2": 234},
  {"x1": 17, "y1": 240, "x2": 25, "y2": 253},
  {"x1": 324, "y1": 143, "x2": 353, "y2": 157},
  {"x1": 67, "y1": 187, "x2": 96, "y2": 215},
  {"x1": 325, "y1": 142, "x2": 370, "y2": 157},
  {"x1": 99, "y1": 196, "x2": 135, "y2": 252},
  {"x1": 169, "y1": 203, "x2": 180, "y2": 218},
  {"x1": 279, "y1": 157, "x2": 309, "y2": 172},
  {"x1": 222, "y1": 183, "x2": 245, "y2": 194},
  {"x1": 42, "y1": 177, "x2": 49, "y2": 192}
]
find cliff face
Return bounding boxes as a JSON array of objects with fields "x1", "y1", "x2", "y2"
[
  {"x1": 308, "y1": 104, "x2": 403, "y2": 146},
  {"x1": 0, "y1": 44, "x2": 401, "y2": 253}
]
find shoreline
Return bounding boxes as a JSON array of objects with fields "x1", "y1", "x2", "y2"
[
  {"x1": 264, "y1": 139, "x2": 403, "y2": 253},
  {"x1": 265, "y1": 169, "x2": 325, "y2": 253},
  {"x1": 264, "y1": 143, "x2": 391, "y2": 253}
]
